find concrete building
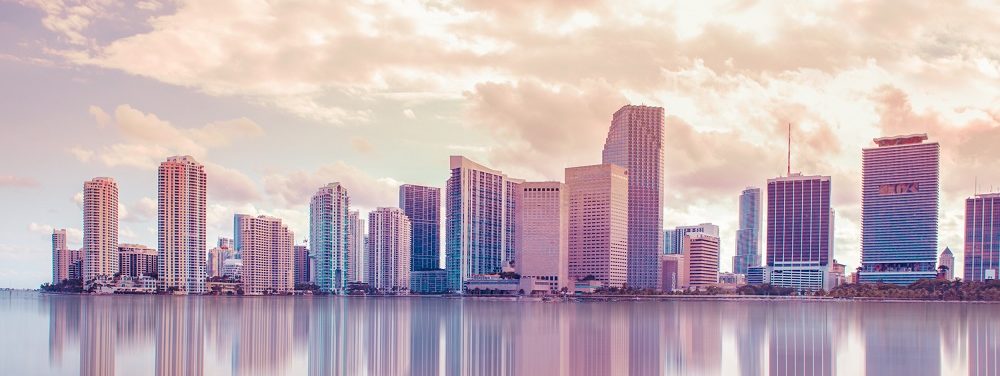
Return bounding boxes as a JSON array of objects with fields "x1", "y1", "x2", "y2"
[
  {"x1": 746, "y1": 266, "x2": 768, "y2": 285},
  {"x1": 347, "y1": 210, "x2": 365, "y2": 283},
  {"x1": 445, "y1": 156, "x2": 522, "y2": 292},
  {"x1": 207, "y1": 237, "x2": 235, "y2": 279},
  {"x1": 685, "y1": 232, "x2": 720, "y2": 288},
  {"x1": 669, "y1": 223, "x2": 720, "y2": 255},
  {"x1": 515, "y1": 181, "x2": 569, "y2": 291},
  {"x1": 718, "y1": 272, "x2": 746, "y2": 286},
  {"x1": 663, "y1": 229, "x2": 676, "y2": 254},
  {"x1": 860, "y1": 134, "x2": 940, "y2": 285},
  {"x1": 83, "y1": 177, "x2": 119, "y2": 284},
  {"x1": 602, "y1": 105, "x2": 665, "y2": 289},
  {"x1": 566, "y1": 164, "x2": 629, "y2": 288},
  {"x1": 236, "y1": 214, "x2": 295, "y2": 295},
  {"x1": 222, "y1": 258, "x2": 242, "y2": 280},
  {"x1": 767, "y1": 173, "x2": 833, "y2": 292},
  {"x1": 51, "y1": 229, "x2": 82, "y2": 284},
  {"x1": 118, "y1": 244, "x2": 157, "y2": 278},
  {"x1": 399, "y1": 184, "x2": 441, "y2": 271},
  {"x1": 367, "y1": 207, "x2": 412, "y2": 293},
  {"x1": 294, "y1": 245, "x2": 310, "y2": 286},
  {"x1": 938, "y1": 247, "x2": 954, "y2": 281},
  {"x1": 659, "y1": 254, "x2": 686, "y2": 291},
  {"x1": 157, "y1": 156, "x2": 207, "y2": 294},
  {"x1": 310, "y1": 183, "x2": 351, "y2": 293},
  {"x1": 965, "y1": 193, "x2": 1000, "y2": 281},
  {"x1": 733, "y1": 187, "x2": 762, "y2": 275},
  {"x1": 410, "y1": 269, "x2": 448, "y2": 294}
]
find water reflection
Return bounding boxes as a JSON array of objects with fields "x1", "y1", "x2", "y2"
[{"x1": 4, "y1": 292, "x2": 996, "y2": 375}]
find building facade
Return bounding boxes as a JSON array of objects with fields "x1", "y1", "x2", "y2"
[
  {"x1": 294, "y1": 245, "x2": 310, "y2": 286},
  {"x1": 670, "y1": 223, "x2": 721, "y2": 256},
  {"x1": 965, "y1": 193, "x2": 1000, "y2": 281},
  {"x1": 399, "y1": 184, "x2": 441, "y2": 271},
  {"x1": 566, "y1": 164, "x2": 629, "y2": 288},
  {"x1": 938, "y1": 247, "x2": 954, "y2": 281},
  {"x1": 767, "y1": 174, "x2": 833, "y2": 291},
  {"x1": 445, "y1": 156, "x2": 521, "y2": 292},
  {"x1": 860, "y1": 134, "x2": 940, "y2": 285},
  {"x1": 83, "y1": 177, "x2": 119, "y2": 284},
  {"x1": 663, "y1": 229, "x2": 676, "y2": 254},
  {"x1": 659, "y1": 254, "x2": 686, "y2": 291},
  {"x1": 367, "y1": 207, "x2": 412, "y2": 292},
  {"x1": 51, "y1": 229, "x2": 82, "y2": 284},
  {"x1": 685, "y1": 232, "x2": 720, "y2": 288},
  {"x1": 310, "y1": 183, "x2": 351, "y2": 293},
  {"x1": 410, "y1": 269, "x2": 449, "y2": 294},
  {"x1": 515, "y1": 181, "x2": 569, "y2": 291},
  {"x1": 236, "y1": 214, "x2": 295, "y2": 295},
  {"x1": 157, "y1": 156, "x2": 207, "y2": 294},
  {"x1": 347, "y1": 210, "x2": 365, "y2": 283},
  {"x1": 733, "y1": 187, "x2": 762, "y2": 275},
  {"x1": 602, "y1": 105, "x2": 665, "y2": 289},
  {"x1": 118, "y1": 244, "x2": 158, "y2": 278}
]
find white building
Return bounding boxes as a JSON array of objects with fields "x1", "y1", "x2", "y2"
[
  {"x1": 566, "y1": 164, "x2": 629, "y2": 288},
  {"x1": 347, "y1": 210, "x2": 365, "y2": 283},
  {"x1": 367, "y1": 207, "x2": 412, "y2": 293},
  {"x1": 310, "y1": 183, "x2": 351, "y2": 293},
  {"x1": 83, "y1": 177, "x2": 119, "y2": 285},
  {"x1": 157, "y1": 156, "x2": 207, "y2": 294},
  {"x1": 515, "y1": 181, "x2": 569, "y2": 291},
  {"x1": 236, "y1": 214, "x2": 295, "y2": 295}
]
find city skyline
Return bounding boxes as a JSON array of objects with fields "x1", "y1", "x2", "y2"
[{"x1": 2, "y1": 1, "x2": 1000, "y2": 288}]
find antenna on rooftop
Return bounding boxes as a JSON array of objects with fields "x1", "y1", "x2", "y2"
[{"x1": 786, "y1": 123, "x2": 792, "y2": 176}]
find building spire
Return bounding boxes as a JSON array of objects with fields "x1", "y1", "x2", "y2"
[{"x1": 786, "y1": 122, "x2": 792, "y2": 177}]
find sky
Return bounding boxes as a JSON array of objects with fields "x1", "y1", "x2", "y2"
[{"x1": 0, "y1": 0, "x2": 998, "y2": 288}]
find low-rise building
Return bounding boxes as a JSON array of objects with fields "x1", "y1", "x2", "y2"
[{"x1": 411, "y1": 269, "x2": 449, "y2": 294}]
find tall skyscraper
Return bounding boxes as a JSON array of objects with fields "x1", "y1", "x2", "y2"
[
  {"x1": 602, "y1": 104, "x2": 665, "y2": 289},
  {"x1": 767, "y1": 174, "x2": 833, "y2": 291},
  {"x1": 445, "y1": 156, "x2": 522, "y2": 292},
  {"x1": 860, "y1": 134, "x2": 940, "y2": 285},
  {"x1": 310, "y1": 183, "x2": 351, "y2": 293},
  {"x1": 399, "y1": 184, "x2": 441, "y2": 271},
  {"x1": 83, "y1": 177, "x2": 119, "y2": 284},
  {"x1": 670, "y1": 223, "x2": 720, "y2": 256},
  {"x1": 964, "y1": 193, "x2": 1000, "y2": 281},
  {"x1": 118, "y1": 244, "x2": 157, "y2": 278},
  {"x1": 235, "y1": 214, "x2": 294, "y2": 295},
  {"x1": 515, "y1": 181, "x2": 569, "y2": 291},
  {"x1": 566, "y1": 164, "x2": 629, "y2": 288},
  {"x1": 367, "y1": 207, "x2": 412, "y2": 292},
  {"x1": 685, "y1": 232, "x2": 720, "y2": 287},
  {"x1": 347, "y1": 210, "x2": 365, "y2": 283},
  {"x1": 733, "y1": 187, "x2": 762, "y2": 275},
  {"x1": 157, "y1": 156, "x2": 207, "y2": 294},
  {"x1": 51, "y1": 229, "x2": 80, "y2": 284},
  {"x1": 294, "y1": 245, "x2": 310, "y2": 286}
]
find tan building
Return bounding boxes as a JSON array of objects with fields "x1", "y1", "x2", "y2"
[
  {"x1": 566, "y1": 164, "x2": 629, "y2": 288},
  {"x1": 515, "y1": 181, "x2": 569, "y2": 291},
  {"x1": 684, "y1": 232, "x2": 720, "y2": 288},
  {"x1": 236, "y1": 214, "x2": 294, "y2": 295},
  {"x1": 367, "y1": 207, "x2": 412, "y2": 293},
  {"x1": 83, "y1": 177, "x2": 119, "y2": 284},
  {"x1": 158, "y1": 156, "x2": 207, "y2": 294},
  {"x1": 51, "y1": 229, "x2": 83, "y2": 284},
  {"x1": 119, "y1": 244, "x2": 157, "y2": 278},
  {"x1": 660, "y1": 254, "x2": 687, "y2": 291}
]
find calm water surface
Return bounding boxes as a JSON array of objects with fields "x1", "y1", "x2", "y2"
[{"x1": 1, "y1": 291, "x2": 998, "y2": 375}]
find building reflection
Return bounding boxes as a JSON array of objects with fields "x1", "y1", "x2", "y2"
[
  {"x1": 864, "y1": 303, "x2": 941, "y2": 375},
  {"x1": 156, "y1": 297, "x2": 204, "y2": 376},
  {"x1": 968, "y1": 305, "x2": 999, "y2": 376},
  {"x1": 768, "y1": 303, "x2": 834, "y2": 376},
  {"x1": 80, "y1": 297, "x2": 115, "y2": 376}
]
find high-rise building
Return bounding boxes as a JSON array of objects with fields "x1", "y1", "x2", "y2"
[
  {"x1": 367, "y1": 207, "x2": 412, "y2": 292},
  {"x1": 217, "y1": 237, "x2": 234, "y2": 250},
  {"x1": 964, "y1": 193, "x2": 1000, "y2": 281},
  {"x1": 310, "y1": 183, "x2": 351, "y2": 293},
  {"x1": 515, "y1": 181, "x2": 569, "y2": 291},
  {"x1": 157, "y1": 156, "x2": 207, "y2": 294},
  {"x1": 207, "y1": 237, "x2": 235, "y2": 279},
  {"x1": 235, "y1": 214, "x2": 295, "y2": 295},
  {"x1": 602, "y1": 105, "x2": 665, "y2": 289},
  {"x1": 294, "y1": 245, "x2": 310, "y2": 286},
  {"x1": 445, "y1": 156, "x2": 522, "y2": 292},
  {"x1": 685, "y1": 232, "x2": 720, "y2": 287},
  {"x1": 733, "y1": 187, "x2": 762, "y2": 275},
  {"x1": 400, "y1": 184, "x2": 441, "y2": 271},
  {"x1": 669, "y1": 223, "x2": 720, "y2": 256},
  {"x1": 566, "y1": 164, "x2": 629, "y2": 288},
  {"x1": 118, "y1": 244, "x2": 157, "y2": 278},
  {"x1": 83, "y1": 177, "x2": 119, "y2": 284},
  {"x1": 767, "y1": 173, "x2": 833, "y2": 291},
  {"x1": 659, "y1": 254, "x2": 686, "y2": 291},
  {"x1": 51, "y1": 229, "x2": 81, "y2": 284},
  {"x1": 346, "y1": 210, "x2": 365, "y2": 283},
  {"x1": 860, "y1": 134, "x2": 940, "y2": 285},
  {"x1": 663, "y1": 229, "x2": 676, "y2": 254}
]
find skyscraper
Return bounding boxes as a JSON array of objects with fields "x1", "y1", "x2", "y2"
[
  {"x1": 670, "y1": 223, "x2": 720, "y2": 256},
  {"x1": 860, "y1": 134, "x2": 940, "y2": 285},
  {"x1": 399, "y1": 184, "x2": 441, "y2": 271},
  {"x1": 235, "y1": 214, "x2": 295, "y2": 295},
  {"x1": 767, "y1": 174, "x2": 833, "y2": 291},
  {"x1": 663, "y1": 229, "x2": 676, "y2": 254},
  {"x1": 118, "y1": 244, "x2": 157, "y2": 278},
  {"x1": 964, "y1": 193, "x2": 1000, "y2": 281},
  {"x1": 347, "y1": 210, "x2": 365, "y2": 283},
  {"x1": 515, "y1": 181, "x2": 569, "y2": 291},
  {"x1": 157, "y1": 156, "x2": 207, "y2": 294},
  {"x1": 602, "y1": 105, "x2": 664, "y2": 289},
  {"x1": 367, "y1": 207, "x2": 412, "y2": 292},
  {"x1": 83, "y1": 177, "x2": 119, "y2": 284},
  {"x1": 310, "y1": 183, "x2": 351, "y2": 293},
  {"x1": 685, "y1": 232, "x2": 720, "y2": 287},
  {"x1": 733, "y1": 187, "x2": 762, "y2": 275},
  {"x1": 566, "y1": 164, "x2": 629, "y2": 288},
  {"x1": 294, "y1": 245, "x2": 310, "y2": 286},
  {"x1": 51, "y1": 229, "x2": 80, "y2": 284},
  {"x1": 445, "y1": 156, "x2": 522, "y2": 292}
]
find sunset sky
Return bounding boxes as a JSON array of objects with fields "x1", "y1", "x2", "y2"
[{"x1": 1, "y1": 0, "x2": 998, "y2": 288}]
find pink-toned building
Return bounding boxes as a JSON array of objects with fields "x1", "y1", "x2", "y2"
[
  {"x1": 51, "y1": 229, "x2": 82, "y2": 284},
  {"x1": 347, "y1": 210, "x2": 365, "y2": 283},
  {"x1": 118, "y1": 243, "x2": 158, "y2": 278},
  {"x1": 515, "y1": 181, "x2": 569, "y2": 291},
  {"x1": 566, "y1": 164, "x2": 629, "y2": 288},
  {"x1": 367, "y1": 207, "x2": 412, "y2": 293},
  {"x1": 685, "y1": 232, "x2": 720, "y2": 288},
  {"x1": 294, "y1": 245, "x2": 310, "y2": 286},
  {"x1": 660, "y1": 254, "x2": 687, "y2": 291},
  {"x1": 235, "y1": 214, "x2": 294, "y2": 295},
  {"x1": 83, "y1": 177, "x2": 119, "y2": 284},
  {"x1": 158, "y1": 156, "x2": 207, "y2": 294}
]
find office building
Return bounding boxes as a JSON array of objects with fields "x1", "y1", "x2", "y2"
[
  {"x1": 410, "y1": 269, "x2": 448, "y2": 294},
  {"x1": 236, "y1": 214, "x2": 294, "y2": 295},
  {"x1": 860, "y1": 134, "x2": 940, "y2": 285},
  {"x1": 157, "y1": 156, "x2": 207, "y2": 294},
  {"x1": 310, "y1": 183, "x2": 351, "y2": 293},
  {"x1": 659, "y1": 254, "x2": 686, "y2": 291},
  {"x1": 669, "y1": 223, "x2": 720, "y2": 255},
  {"x1": 294, "y1": 245, "x2": 310, "y2": 285},
  {"x1": 367, "y1": 207, "x2": 412, "y2": 292},
  {"x1": 400, "y1": 184, "x2": 441, "y2": 271},
  {"x1": 83, "y1": 177, "x2": 119, "y2": 284},
  {"x1": 663, "y1": 229, "x2": 676, "y2": 254},
  {"x1": 51, "y1": 229, "x2": 82, "y2": 284},
  {"x1": 767, "y1": 174, "x2": 833, "y2": 291},
  {"x1": 118, "y1": 244, "x2": 157, "y2": 278},
  {"x1": 965, "y1": 193, "x2": 1000, "y2": 281},
  {"x1": 685, "y1": 232, "x2": 720, "y2": 287},
  {"x1": 733, "y1": 187, "x2": 762, "y2": 275},
  {"x1": 602, "y1": 105, "x2": 664, "y2": 289},
  {"x1": 566, "y1": 164, "x2": 629, "y2": 288},
  {"x1": 515, "y1": 181, "x2": 569, "y2": 291},
  {"x1": 347, "y1": 210, "x2": 365, "y2": 283}
]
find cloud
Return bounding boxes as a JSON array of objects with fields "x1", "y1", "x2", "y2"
[
  {"x1": 204, "y1": 162, "x2": 261, "y2": 204},
  {"x1": 68, "y1": 147, "x2": 94, "y2": 162},
  {"x1": 263, "y1": 161, "x2": 398, "y2": 210},
  {"x1": 28, "y1": 223, "x2": 82, "y2": 247},
  {"x1": 402, "y1": 109, "x2": 416, "y2": 119},
  {"x1": 350, "y1": 137, "x2": 374, "y2": 154},
  {"x1": 0, "y1": 176, "x2": 39, "y2": 188}
]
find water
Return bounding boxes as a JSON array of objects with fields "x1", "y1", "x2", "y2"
[{"x1": 1, "y1": 291, "x2": 998, "y2": 375}]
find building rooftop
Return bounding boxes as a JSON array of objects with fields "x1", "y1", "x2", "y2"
[{"x1": 872, "y1": 134, "x2": 928, "y2": 147}]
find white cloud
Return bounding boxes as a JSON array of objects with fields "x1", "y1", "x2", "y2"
[
  {"x1": 403, "y1": 108, "x2": 416, "y2": 119},
  {"x1": 0, "y1": 175, "x2": 39, "y2": 188},
  {"x1": 262, "y1": 161, "x2": 398, "y2": 210}
]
